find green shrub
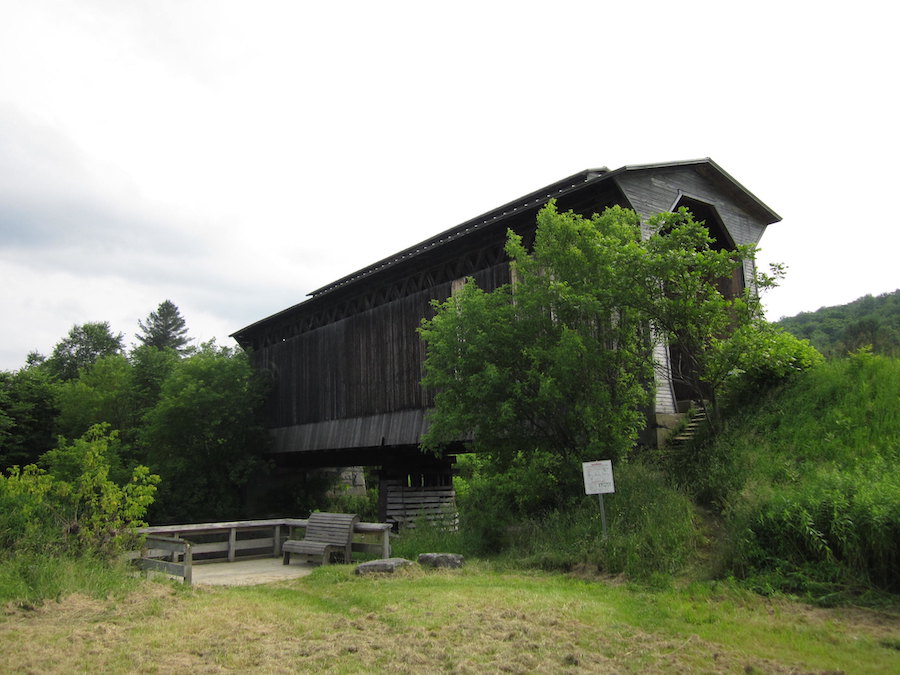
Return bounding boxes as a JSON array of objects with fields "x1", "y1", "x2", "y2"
[
  {"x1": 454, "y1": 449, "x2": 586, "y2": 554},
  {"x1": 453, "y1": 459, "x2": 698, "y2": 580},
  {"x1": 714, "y1": 321, "x2": 824, "y2": 405},
  {"x1": 0, "y1": 424, "x2": 159, "y2": 557},
  {"x1": 0, "y1": 464, "x2": 59, "y2": 554}
]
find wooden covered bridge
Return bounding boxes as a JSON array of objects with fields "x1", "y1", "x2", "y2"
[{"x1": 231, "y1": 158, "x2": 780, "y2": 525}]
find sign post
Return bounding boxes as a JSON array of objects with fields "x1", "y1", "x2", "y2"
[{"x1": 582, "y1": 460, "x2": 615, "y2": 539}]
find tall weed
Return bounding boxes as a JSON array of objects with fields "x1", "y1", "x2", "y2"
[
  {"x1": 691, "y1": 353, "x2": 900, "y2": 596},
  {"x1": 452, "y1": 460, "x2": 698, "y2": 580},
  {"x1": 0, "y1": 553, "x2": 137, "y2": 605},
  {"x1": 391, "y1": 514, "x2": 475, "y2": 560}
]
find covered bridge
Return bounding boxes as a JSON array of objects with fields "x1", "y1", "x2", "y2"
[{"x1": 232, "y1": 158, "x2": 780, "y2": 523}]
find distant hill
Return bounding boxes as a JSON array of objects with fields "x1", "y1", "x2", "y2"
[{"x1": 775, "y1": 289, "x2": 900, "y2": 357}]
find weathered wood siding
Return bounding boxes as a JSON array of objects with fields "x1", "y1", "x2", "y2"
[
  {"x1": 615, "y1": 165, "x2": 769, "y2": 251},
  {"x1": 652, "y1": 338, "x2": 677, "y2": 415},
  {"x1": 254, "y1": 262, "x2": 509, "y2": 448}
]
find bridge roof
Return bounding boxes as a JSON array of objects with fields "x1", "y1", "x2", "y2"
[{"x1": 232, "y1": 158, "x2": 780, "y2": 340}]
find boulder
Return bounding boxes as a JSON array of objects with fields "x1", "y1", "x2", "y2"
[
  {"x1": 354, "y1": 557, "x2": 414, "y2": 575},
  {"x1": 418, "y1": 553, "x2": 465, "y2": 569}
]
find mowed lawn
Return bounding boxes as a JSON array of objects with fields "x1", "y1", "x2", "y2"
[{"x1": 2, "y1": 564, "x2": 898, "y2": 674}]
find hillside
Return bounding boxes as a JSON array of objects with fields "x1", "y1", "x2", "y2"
[
  {"x1": 775, "y1": 289, "x2": 900, "y2": 357},
  {"x1": 680, "y1": 352, "x2": 900, "y2": 599}
]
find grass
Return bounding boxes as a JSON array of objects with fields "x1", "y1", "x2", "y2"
[
  {"x1": 0, "y1": 553, "x2": 138, "y2": 607},
  {"x1": 666, "y1": 353, "x2": 900, "y2": 598},
  {"x1": 2, "y1": 564, "x2": 898, "y2": 673}
]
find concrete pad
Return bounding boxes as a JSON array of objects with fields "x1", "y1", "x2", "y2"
[{"x1": 191, "y1": 557, "x2": 317, "y2": 586}]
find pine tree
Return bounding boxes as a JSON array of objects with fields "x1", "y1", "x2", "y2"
[{"x1": 136, "y1": 300, "x2": 192, "y2": 354}]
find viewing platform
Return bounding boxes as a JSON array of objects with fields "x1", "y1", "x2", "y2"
[{"x1": 133, "y1": 517, "x2": 391, "y2": 585}]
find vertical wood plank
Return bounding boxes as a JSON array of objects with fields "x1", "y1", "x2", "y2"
[{"x1": 183, "y1": 542, "x2": 193, "y2": 585}]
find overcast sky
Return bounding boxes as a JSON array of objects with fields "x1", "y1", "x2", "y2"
[{"x1": 1, "y1": 1, "x2": 897, "y2": 370}]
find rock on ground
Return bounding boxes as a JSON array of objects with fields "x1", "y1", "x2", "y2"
[
  {"x1": 418, "y1": 553, "x2": 465, "y2": 569},
  {"x1": 355, "y1": 558, "x2": 414, "y2": 575}
]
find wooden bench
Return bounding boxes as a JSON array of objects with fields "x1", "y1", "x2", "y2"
[{"x1": 282, "y1": 512, "x2": 359, "y2": 566}]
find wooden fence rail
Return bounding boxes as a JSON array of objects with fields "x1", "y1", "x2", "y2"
[
  {"x1": 133, "y1": 518, "x2": 391, "y2": 583},
  {"x1": 134, "y1": 535, "x2": 193, "y2": 584}
]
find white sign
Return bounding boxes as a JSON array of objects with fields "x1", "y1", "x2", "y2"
[{"x1": 582, "y1": 460, "x2": 615, "y2": 495}]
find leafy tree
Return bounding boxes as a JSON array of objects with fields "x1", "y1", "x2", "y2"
[
  {"x1": 45, "y1": 322, "x2": 124, "y2": 381},
  {"x1": 0, "y1": 366, "x2": 59, "y2": 469},
  {"x1": 421, "y1": 204, "x2": 654, "y2": 466},
  {"x1": 52, "y1": 354, "x2": 142, "y2": 480},
  {"x1": 51, "y1": 347, "x2": 181, "y2": 473},
  {"x1": 140, "y1": 342, "x2": 270, "y2": 523},
  {"x1": 54, "y1": 354, "x2": 135, "y2": 444},
  {"x1": 136, "y1": 300, "x2": 192, "y2": 354},
  {"x1": 419, "y1": 204, "x2": 657, "y2": 514},
  {"x1": 129, "y1": 344, "x2": 180, "y2": 411}
]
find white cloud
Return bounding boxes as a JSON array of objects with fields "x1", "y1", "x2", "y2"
[{"x1": 1, "y1": 1, "x2": 898, "y2": 369}]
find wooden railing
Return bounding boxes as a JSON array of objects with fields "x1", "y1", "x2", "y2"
[
  {"x1": 134, "y1": 535, "x2": 193, "y2": 584},
  {"x1": 134, "y1": 517, "x2": 392, "y2": 583}
]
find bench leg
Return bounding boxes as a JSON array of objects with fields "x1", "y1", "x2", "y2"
[{"x1": 283, "y1": 551, "x2": 291, "y2": 565}]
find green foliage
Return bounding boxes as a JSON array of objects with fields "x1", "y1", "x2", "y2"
[
  {"x1": 5, "y1": 312, "x2": 275, "y2": 528},
  {"x1": 450, "y1": 458, "x2": 698, "y2": 580},
  {"x1": 712, "y1": 320, "x2": 824, "y2": 403},
  {"x1": 44, "y1": 321, "x2": 125, "y2": 380},
  {"x1": 129, "y1": 344, "x2": 180, "y2": 411},
  {"x1": 0, "y1": 424, "x2": 159, "y2": 557},
  {"x1": 0, "y1": 553, "x2": 138, "y2": 606},
  {"x1": 729, "y1": 458, "x2": 899, "y2": 596},
  {"x1": 390, "y1": 516, "x2": 473, "y2": 561},
  {"x1": 136, "y1": 299, "x2": 193, "y2": 354},
  {"x1": 776, "y1": 289, "x2": 900, "y2": 357},
  {"x1": 592, "y1": 461, "x2": 699, "y2": 579},
  {"x1": 453, "y1": 449, "x2": 585, "y2": 551},
  {"x1": 420, "y1": 202, "x2": 656, "y2": 474},
  {"x1": 0, "y1": 463, "x2": 58, "y2": 553},
  {"x1": 54, "y1": 354, "x2": 138, "y2": 458},
  {"x1": 141, "y1": 342, "x2": 270, "y2": 523},
  {"x1": 50, "y1": 349, "x2": 180, "y2": 479},
  {"x1": 680, "y1": 353, "x2": 900, "y2": 597},
  {"x1": 0, "y1": 365, "x2": 58, "y2": 468}
]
